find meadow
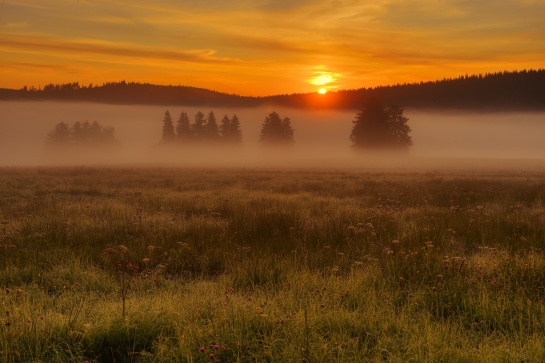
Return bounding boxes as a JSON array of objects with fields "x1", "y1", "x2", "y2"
[{"x1": 1, "y1": 166, "x2": 545, "y2": 362}]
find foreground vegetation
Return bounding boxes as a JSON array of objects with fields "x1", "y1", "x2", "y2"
[{"x1": 1, "y1": 166, "x2": 545, "y2": 362}]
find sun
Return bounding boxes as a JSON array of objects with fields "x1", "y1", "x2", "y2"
[{"x1": 318, "y1": 88, "x2": 327, "y2": 94}]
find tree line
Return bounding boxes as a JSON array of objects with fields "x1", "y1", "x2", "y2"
[
  {"x1": 44, "y1": 100, "x2": 412, "y2": 152},
  {"x1": 159, "y1": 111, "x2": 243, "y2": 145},
  {"x1": 4, "y1": 69, "x2": 544, "y2": 111}
]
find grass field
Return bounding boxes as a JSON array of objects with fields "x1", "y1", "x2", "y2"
[{"x1": 1, "y1": 166, "x2": 545, "y2": 362}]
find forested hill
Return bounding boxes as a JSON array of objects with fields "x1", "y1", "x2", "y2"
[
  {"x1": 0, "y1": 82, "x2": 259, "y2": 107},
  {"x1": 1, "y1": 70, "x2": 544, "y2": 110}
]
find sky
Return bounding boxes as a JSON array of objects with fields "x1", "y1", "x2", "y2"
[{"x1": 1, "y1": 0, "x2": 544, "y2": 96}]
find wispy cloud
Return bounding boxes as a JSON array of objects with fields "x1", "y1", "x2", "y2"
[{"x1": 0, "y1": 34, "x2": 240, "y2": 65}]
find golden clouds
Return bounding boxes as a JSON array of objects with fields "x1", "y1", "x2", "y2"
[{"x1": 1, "y1": 0, "x2": 545, "y2": 95}]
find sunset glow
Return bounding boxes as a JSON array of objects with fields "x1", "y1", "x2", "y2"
[
  {"x1": 1, "y1": 1, "x2": 544, "y2": 96},
  {"x1": 311, "y1": 73, "x2": 336, "y2": 86},
  {"x1": 318, "y1": 88, "x2": 327, "y2": 94}
]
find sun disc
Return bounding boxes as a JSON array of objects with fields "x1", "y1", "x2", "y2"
[{"x1": 318, "y1": 88, "x2": 327, "y2": 94}]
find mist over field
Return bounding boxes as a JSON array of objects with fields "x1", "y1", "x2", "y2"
[{"x1": 1, "y1": 101, "x2": 544, "y2": 169}]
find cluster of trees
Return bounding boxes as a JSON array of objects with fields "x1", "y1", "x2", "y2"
[
  {"x1": 45, "y1": 121, "x2": 117, "y2": 148},
  {"x1": 259, "y1": 112, "x2": 294, "y2": 145},
  {"x1": 349, "y1": 97, "x2": 412, "y2": 150},
  {"x1": 43, "y1": 99, "x2": 412, "y2": 154},
  {"x1": 160, "y1": 111, "x2": 243, "y2": 145},
  {"x1": 159, "y1": 110, "x2": 295, "y2": 147}
]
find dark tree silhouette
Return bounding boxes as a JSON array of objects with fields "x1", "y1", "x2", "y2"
[
  {"x1": 219, "y1": 115, "x2": 231, "y2": 141},
  {"x1": 349, "y1": 97, "x2": 412, "y2": 150},
  {"x1": 229, "y1": 114, "x2": 243, "y2": 143},
  {"x1": 72, "y1": 121, "x2": 83, "y2": 143},
  {"x1": 46, "y1": 121, "x2": 117, "y2": 148},
  {"x1": 192, "y1": 111, "x2": 206, "y2": 142},
  {"x1": 5, "y1": 70, "x2": 545, "y2": 110},
  {"x1": 46, "y1": 122, "x2": 71, "y2": 146},
  {"x1": 205, "y1": 111, "x2": 219, "y2": 142},
  {"x1": 176, "y1": 112, "x2": 192, "y2": 142},
  {"x1": 219, "y1": 114, "x2": 243, "y2": 144},
  {"x1": 259, "y1": 111, "x2": 294, "y2": 145},
  {"x1": 161, "y1": 111, "x2": 175, "y2": 143}
]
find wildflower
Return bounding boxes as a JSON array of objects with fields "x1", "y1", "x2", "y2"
[
  {"x1": 118, "y1": 245, "x2": 129, "y2": 253},
  {"x1": 40, "y1": 315, "x2": 45, "y2": 320},
  {"x1": 142, "y1": 258, "x2": 150, "y2": 264},
  {"x1": 101, "y1": 248, "x2": 117, "y2": 257},
  {"x1": 209, "y1": 353, "x2": 215, "y2": 359},
  {"x1": 200, "y1": 347, "x2": 205, "y2": 353},
  {"x1": 5, "y1": 288, "x2": 10, "y2": 294}
]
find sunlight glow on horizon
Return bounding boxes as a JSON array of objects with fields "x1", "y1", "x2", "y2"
[{"x1": 1, "y1": 0, "x2": 544, "y2": 96}]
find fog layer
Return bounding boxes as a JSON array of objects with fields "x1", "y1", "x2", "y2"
[{"x1": 1, "y1": 101, "x2": 544, "y2": 169}]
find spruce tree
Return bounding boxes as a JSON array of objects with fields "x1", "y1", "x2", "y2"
[
  {"x1": 176, "y1": 112, "x2": 193, "y2": 143},
  {"x1": 259, "y1": 111, "x2": 294, "y2": 145},
  {"x1": 46, "y1": 122, "x2": 71, "y2": 146},
  {"x1": 219, "y1": 115, "x2": 231, "y2": 142},
  {"x1": 349, "y1": 97, "x2": 412, "y2": 150},
  {"x1": 161, "y1": 110, "x2": 175, "y2": 143},
  {"x1": 205, "y1": 111, "x2": 219, "y2": 142},
  {"x1": 229, "y1": 114, "x2": 242, "y2": 143},
  {"x1": 192, "y1": 111, "x2": 206, "y2": 142}
]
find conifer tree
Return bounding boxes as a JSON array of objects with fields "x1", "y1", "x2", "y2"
[
  {"x1": 192, "y1": 111, "x2": 206, "y2": 142},
  {"x1": 161, "y1": 110, "x2": 175, "y2": 143},
  {"x1": 349, "y1": 97, "x2": 412, "y2": 150},
  {"x1": 205, "y1": 111, "x2": 219, "y2": 142},
  {"x1": 176, "y1": 112, "x2": 192, "y2": 142},
  {"x1": 46, "y1": 122, "x2": 71, "y2": 146},
  {"x1": 219, "y1": 115, "x2": 231, "y2": 141},
  {"x1": 229, "y1": 114, "x2": 243, "y2": 143},
  {"x1": 259, "y1": 111, "x2": 294, "y2": 145},
  {"x1": 71, "y1": 121, "x2": 83, "y2": 143}
]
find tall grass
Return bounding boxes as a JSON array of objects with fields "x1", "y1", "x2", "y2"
[{"x1": 1, "y1": 167, "x2": 544, "y2": 362}]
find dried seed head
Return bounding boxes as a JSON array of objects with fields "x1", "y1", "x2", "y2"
[{"x1": 118, "y1": 245, "x2": 129, "y2": 254}]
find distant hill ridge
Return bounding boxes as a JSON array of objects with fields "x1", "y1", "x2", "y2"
[{"x1": 1, "y1": 69, "x2": 544, "y2": 110}]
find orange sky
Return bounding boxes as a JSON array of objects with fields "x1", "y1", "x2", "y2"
[{"x1": 1, "y1": 0, "x2": 544, "y2": 96}]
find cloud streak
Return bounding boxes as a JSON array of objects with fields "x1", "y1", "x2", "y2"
[{"x1": 0, "y1": 34, "x2": 239, "y2": 65}]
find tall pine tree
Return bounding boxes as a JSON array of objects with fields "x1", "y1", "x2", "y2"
[
  {"x1": 205, "y1": 111, "x2": 219, "y2": 142},
  {"x1": 219, "y1": 115, "x2": 231, "y2": 141},
  {"x1": 229, "y1": 114, "x2": 242, "y2": 143},
  {"x1": 192, "y1": 111, "x2": 206, "y2": 142},
  {"x1": 176, "y1": 112, "x2": 193, "y2": 143},
  {"x1": 161, "y1": 110, "x2": 175, "y2": 143}
]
